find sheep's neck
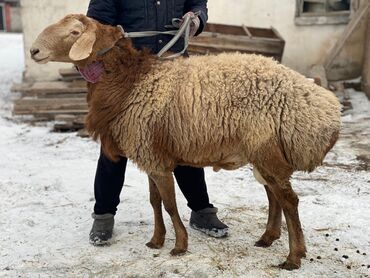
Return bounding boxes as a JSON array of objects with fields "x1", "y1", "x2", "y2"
[
  {"x1": 102, "y1": 45, "x2": 154, "y2": 93},
  {"x1": 84, "y1": 44, "x2": 156, "y2": 161}
]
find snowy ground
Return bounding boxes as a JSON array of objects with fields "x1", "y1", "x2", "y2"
[{"x1": 0, "y1": 34, "x2": 369, "y2": 278}]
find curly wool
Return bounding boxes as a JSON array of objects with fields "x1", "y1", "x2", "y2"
[{"x1": 86, "y1": 42, "x2": 341, "y2": 175}]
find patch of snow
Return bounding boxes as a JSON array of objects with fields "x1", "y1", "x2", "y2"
[
  {"x1": 0, "y1": 33, "x2": 24, "y2": 116},
  {"x1": 0, "y1": 34, "x2": 369, "y2": 277}
]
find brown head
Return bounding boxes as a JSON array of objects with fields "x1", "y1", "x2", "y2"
[{"x1": 30, "y1": 14, "x2": 123, "y2": 67}]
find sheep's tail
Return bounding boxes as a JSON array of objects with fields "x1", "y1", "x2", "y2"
[{"x1": 282, "y1": 127, "x2": 340, "y2": 172}]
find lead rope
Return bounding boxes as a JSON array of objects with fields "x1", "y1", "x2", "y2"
[{"x1": 116, "y1": 11, "x2": 200, "y2": 59}]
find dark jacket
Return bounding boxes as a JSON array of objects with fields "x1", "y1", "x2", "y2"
[{"x1": 87, "y1": 0, "x2": 208, "y2": 54}]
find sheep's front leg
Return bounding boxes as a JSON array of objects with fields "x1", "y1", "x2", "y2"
[
  {"x1": 150, "y1": 173, "x2": 188, "y2": 255},
  {"x1": 255, "y1": 185, "x2": 282, "y2": 247},
  {"x1": 146, "y1": 176, "x2": 166, "y2": 249}
]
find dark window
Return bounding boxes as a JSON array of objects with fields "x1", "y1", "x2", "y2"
[
  {"x1": 0, "y1": 5, "x2": 4, "y2": 31},
  {"x1": 296, "y1": 0, "x2": 351, "y2": 25},
  {"x1": 302, "y1": 0, "x2": 350, "y2": 14}
]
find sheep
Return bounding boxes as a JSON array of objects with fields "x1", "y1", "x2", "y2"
[{"x1": 30, "y1": 14, "x2": 341, "y2": 270}]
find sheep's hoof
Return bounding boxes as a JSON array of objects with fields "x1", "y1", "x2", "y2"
[
  {"x1": 278, "y1": 260, "x2": 300, "y2": 270},
  {"x1": 254, "y1": 239, "x2": 273, "y2": 248},
  {"x1": 254, "y1": 233, "x2": 280, "y2": 248},
  {"x1": 170, "y1": 248, "x2": 187, "y2": 256},
  {"x1": 146, "y1": 241, "x2": 164, "y2": 249}
]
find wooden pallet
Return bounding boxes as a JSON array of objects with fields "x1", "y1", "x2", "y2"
[
  {"x1": 12, "y1": 70, "x2": 89, "y2": 133},
  {"x1": 189, "y1": 23, "x2": 285, "y2": 62},
  {"x1": 11, "y1": 81, "x2": 87, "y2": 97}
]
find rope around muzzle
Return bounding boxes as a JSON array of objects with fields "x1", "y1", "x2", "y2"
[{"x1": 97, "y1": 11, "x2": 200, "y2": 59}]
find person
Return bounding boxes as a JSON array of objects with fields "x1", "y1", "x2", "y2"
[{"x1": 86, "y1": 0, "x2": 228, "y2": 246}]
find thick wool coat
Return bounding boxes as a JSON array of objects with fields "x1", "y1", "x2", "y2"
[{"x1": 86, "y1": 40, "x2": 341, "y2": 175}]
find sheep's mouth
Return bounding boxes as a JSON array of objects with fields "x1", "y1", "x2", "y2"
[{"x1": 33, "y1": 56, "x2": 50, "y2": 64}]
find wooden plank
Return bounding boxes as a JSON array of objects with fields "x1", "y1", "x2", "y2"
[
  {"x1": 188, "y1": 45, "x2": 282, "y2": 61},
  {"x1": 61, "y1": 76, "x2": 84, "y2": 82},
  {"x1": 59, "y1": 67, "x2": 84, "y2": 81},
  {"x1": 55, "y1": 114, "x2": 86, "y2": 125},
  {"x1": 59, "y1": 67, "x2": 80, "y2": 77},
  {"x1": 73, "y1": 115, "x2": 86, "y2": 125},
  {"x1": 70, "y1": 79, "x2": 87, "y2": 88},
  {"x1": 199, "y1": 31, "x2": 282, "y2": 43},
  {"x1": 324, "y1": 2, "x2": 370, "y2": 69},
  {"x1": 11, "y1": 82, "x2": 34, "y2": 93},
  {"x1": 242, "y1": 25, "x2": 252, "y2": 38},
  {"x1": 13, "y1": 109, "x2": 88, "y2": 117},
  {"x1": 11, "y1": 81, "x2": 87, "y2": 96},
  {"x1": 30, "y1": 82, "x2": 87, "y2": 93},
  {"x1": 14, "y1": 83, "x2": 87, "y2": 97},
  {"x1": 13, "y1": 98, "x2": 88, "y2": 115},
  {"x1": 205, "y1": 23, "x2": 246, "y2": 36},
  {"x1": 14, "y1": 97, "x2": 87, "y2": 106},
  {"x1": 77, "y1": 129, "x2": 90, "y2": 138},
  {"x1": 270, "y1": 26, "x2": 285, "y2": 43},
  {"x1": 189, "y1": 40, "x2": 283, "y2": 55},
  {"x1": 38, "y1": 93, "x2": 87, "y2": 99},
  {"x1": 54, "y1": 113, "x2": 85, "y2": 132},
  {"x1": 55, "y1": 114, "x2": 78, "y2": 122}
]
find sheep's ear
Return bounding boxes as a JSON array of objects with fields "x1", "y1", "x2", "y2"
[{"x1": 69, "y1": 30, "x2": 96, "y2": 61}]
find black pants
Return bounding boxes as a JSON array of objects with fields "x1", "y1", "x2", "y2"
[{"x1": 94, "y1": 150, "x2": 213, "y2": 215}]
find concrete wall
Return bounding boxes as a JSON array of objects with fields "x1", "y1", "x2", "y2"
[
  {"x1": 21, "y1": 0, "x2": 359, "y2": 81},
  {"x1": 208, "y1": 0, "x2": 351, "y2": 76},
  {"x1": 10, "y1": 6, "x2": 21, "y2": 32},
  {"x1": 21, "y1": 0, "x2": 89, "y2": 81}
]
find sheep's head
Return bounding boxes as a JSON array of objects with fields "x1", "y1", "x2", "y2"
[{"x1": 30, "y1": 14, "x2": 123, "y2": 66}]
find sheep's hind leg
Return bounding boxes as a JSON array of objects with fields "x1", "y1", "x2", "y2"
[
  {"x1": 256, "y1": 143, "x2": 306, "y2": 270},
  {"x1": 267, "y1": 180, "x2": 306, "y2": 270},
  {"x1": 150, "y1": 173, "x2": 188, "y2": 255},
  {"x1": 255, "y1": 184, "x2": 282, "y2": 247},
  {"x1": 146, "y1": 176, "x2": 166, "y2": 249}
]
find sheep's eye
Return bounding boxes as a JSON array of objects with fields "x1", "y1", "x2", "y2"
[{"x1": 71, "y1": 30, "x2": 80, "y2": 36}]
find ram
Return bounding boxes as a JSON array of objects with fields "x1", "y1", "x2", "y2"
[{"x1": 31, "y1": 14, "x2": 341, "y2": 270}]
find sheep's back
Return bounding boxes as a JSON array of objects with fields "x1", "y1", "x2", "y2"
[{"x1": 111, "y1": 53, "x2": 341, "y2": 172}]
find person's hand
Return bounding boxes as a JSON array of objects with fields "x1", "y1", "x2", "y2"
[{"x1": 182, "y1": 12, "x2": 200, "y2": 38}]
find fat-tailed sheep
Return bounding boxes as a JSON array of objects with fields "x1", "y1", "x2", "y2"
[{"x1": 30, "y1": 14, "x2": 341, "y2": 270}]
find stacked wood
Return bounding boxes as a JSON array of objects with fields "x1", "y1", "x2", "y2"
[
  {"x1": 54, "y1": 114, "x2": 86, "y2": 132},
  {"x1": 188, "y1": 23, "x2": 285, "y2": 62},
  {"x1": 11, "y1": 75, "x2": 88, "y2": 132}
]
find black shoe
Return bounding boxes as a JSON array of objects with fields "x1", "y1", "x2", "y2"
[
  {"x1": 89, "y1": 213, "x2": 114, "y2": 246},
  {"x1": 190, "y1": 207, "x2": 229, "y2": 238}
]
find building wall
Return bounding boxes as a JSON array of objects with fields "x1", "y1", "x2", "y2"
[
  {"x1": 21, "y1": 0, "x2": 89, "y2": 81},
  {"x1": 208, "y1": 0, "x2": 362, "y2": 77},
  {"x1": 21, "y1": 0, "x2": 361, "y2": 81},
  {"x1": 10, "y1": 5, "x2": 21, "y2": 32}
]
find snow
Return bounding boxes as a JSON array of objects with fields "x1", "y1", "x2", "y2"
[{"x1": 0, "y1": 33, "x2": 370, "y2": 277}]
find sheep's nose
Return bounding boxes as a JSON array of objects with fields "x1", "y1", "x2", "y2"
[{"x1": 30, "y1": 48, "x2": 40, "y2": 57}]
